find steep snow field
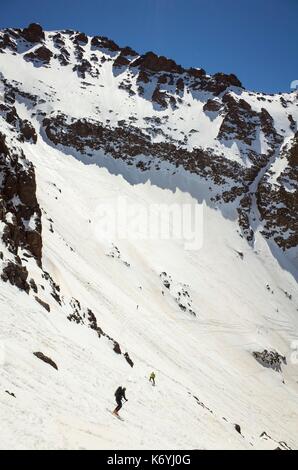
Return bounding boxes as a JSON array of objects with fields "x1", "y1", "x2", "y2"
[{"x1": 1, "y1": 127, "x2": 298, "y2": 449}]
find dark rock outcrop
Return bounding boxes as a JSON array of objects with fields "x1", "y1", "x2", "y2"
[
  {"x1": 91, "y1": 35, "x2": 119, "y2": 52},
  {"x1": 193, "y1": 394, "x2": 213, "y2": 414},
  {"x1": 137, "y1": 70, "x2": 150, "y2": 84},
  {"x1": 234, "y1": 424, "x2": 242, "y2": 435},
  {"x1": 176, "y1": 77, "x2": 184, "y2": 92},
  {"x1": 19, "y1": 120, "x2": 37, "y2": 143},
  {"x1": 114, "y1": 53, "x2": 130, "y2": 68},
  {"x1": 35, "y1": 296, "x2": 51, "y2": 312},
  {"x1": 131, "y1": 51, "x2": 183, "y2": 74},
  {"x1": 218, "y1": 94, "x2": 258, "y2": 146},
  {"x1": 73, "y1": 58, "x2": 93, "y2": 78},
  {"x1": 253, "y1": 349, "x2": 287, "y2": 372},
  {"x1": 113, "y1": 342, "x2": 121, "y2": 354},
  {"x1": 187, "y1": 67, "x2": 206, "y2": 78},
  {"x1": 56, "y1": 47, "x2": 70, "y2": 66},
  {"x1": 213, "y1": 72, "x2": 242, "y2": 89},
  {"x1": 124, "y1": 352, "x2": 134, "y2": 368},
  {"x1": 52, "y1": 32, "x2": 65, "y2": 48},
  {"x1": 73, "y1": 32, "x2": 88, "y2": 45},
  {"x1": 0, "y1": 103, "x2": 37, "y2": 143},
  {"x1": 1, "y1": 260, "x2": 29, "y2": 293},
  {"x1": 0, "y1": 32, "x2": 17, "y2": 51},
  {"x1": 42, "y1": 112, "x2": 246, "y2": 195},
  {"x1": 0, "y1": 104, "x2": 42, "y2": 295},
  {"x1": 152, "y1": 86, "x2": 168, "y2": 108},
  {"x1": 67, "y1": 301, "x2": 134, "y2": 367},
  {"x1": 24, "y1": 46, "x2": 52, "y2": 65},
  {"x1": 21, "y1": 23, "x2": 45, "y2": 43},
  {"x1": 260, "y1": 431, "x2": 292, "y2": 450},
  {"x1": 0, "y1": 131, "x2": 42, "y2": 265},
  {"x1": 33, "y1": 352, "x2": 58, "y2": 370},
  {"x1": 256, "y1": 132, "x2": 298, "y2": 250},
  {"x1": 120, "y1": 46, "x2": 138, "y2": 57},
  {"x1": 203, "y1": 99, "x2": 222, "y2": 113},
  {"x1": 288, "y1": 114, "x2": 296, "y2": 132},
  {"x1": 29, "y1": 278, "x2": 38, "y2": 293}
]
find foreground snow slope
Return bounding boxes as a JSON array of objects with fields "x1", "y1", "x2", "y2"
[{"x1": 1, "y1": 129, "x2": 298, "y2": 450}]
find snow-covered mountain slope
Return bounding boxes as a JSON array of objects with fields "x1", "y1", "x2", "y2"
[
  {"x1": 0, "y1": 23, "x2": 297, "y2": 259},
  {"x1": 0, "y1": 24, "x2": 298, "y2": 450}
]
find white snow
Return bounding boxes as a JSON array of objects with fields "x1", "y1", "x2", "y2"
[
  {"x1": 0, "y1": 128, "x2": 297, "y2": 449},
  {"x1": 0, "y1": 29, "x2": 298, "y2": 450}
]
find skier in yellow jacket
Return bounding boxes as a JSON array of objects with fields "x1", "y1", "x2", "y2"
[{"x1": 149, "y1": 371, "x2": 156, "y2": 386}]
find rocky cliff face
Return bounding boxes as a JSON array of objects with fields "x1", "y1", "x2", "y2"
[
  {"x1": 0, "y1": 101, "x2": 42, "y2": 292},
  {"x1": 257, "y1": 132, "x2": 298, "y2": 250}
]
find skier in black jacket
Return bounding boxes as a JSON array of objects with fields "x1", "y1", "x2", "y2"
[{"x1": 113, "y1": 386, "x2": 128, "y2": 416}]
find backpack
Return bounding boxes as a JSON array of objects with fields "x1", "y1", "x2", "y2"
[{"x1": 115, "y1": 386, "x2": 122, "y2": 397}]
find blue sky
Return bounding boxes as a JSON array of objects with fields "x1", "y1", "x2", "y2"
[{"x1": 1, "y1": 0, "x2": 297, "y2": 93}]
